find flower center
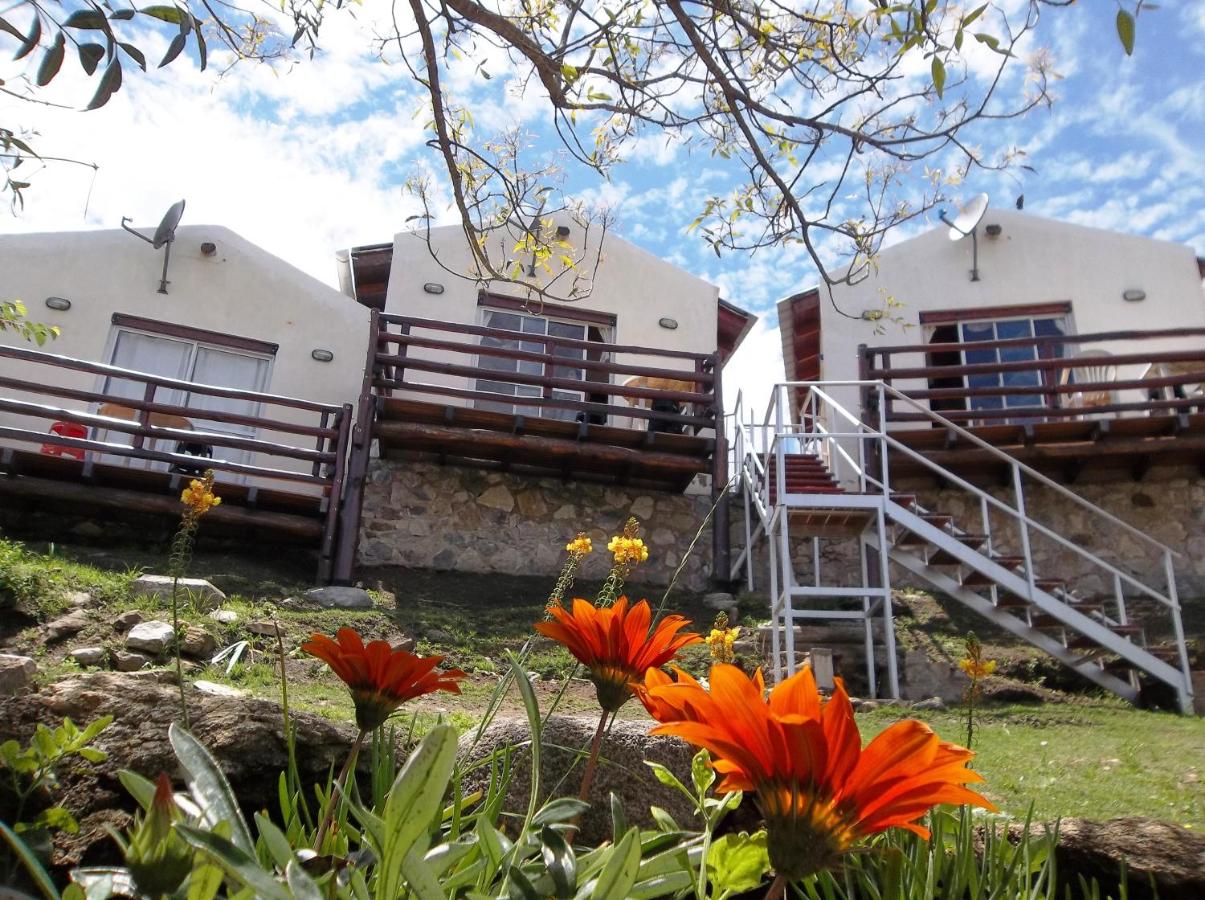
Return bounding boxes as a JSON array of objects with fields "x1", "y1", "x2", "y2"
[{"x1": 758, "y1": 781, "x2": 858, "y2": 880}]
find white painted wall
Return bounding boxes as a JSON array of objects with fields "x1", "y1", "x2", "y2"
[
  {"x1": 0, "y1": 225, "x2": 370, "y2": 492},
  {"x1": 814, "y1": 210, "x2": 1205, "y2": 422},
  {"x1": 378, "y1": 221, "x2": 723, "y2": 430}
]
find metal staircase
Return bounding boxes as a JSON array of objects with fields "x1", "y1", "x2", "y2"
[{"x1": 729, "y1": 381, "x2": 1194, "y2": 714}]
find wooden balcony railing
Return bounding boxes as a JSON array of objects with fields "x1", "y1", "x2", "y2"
[
  {"x1": 371, "y1": 312, "x2": 720, "y2": 433},
  {"x1": 858, "y1": 326, "x2": 1205, "y2": 427},
  {"x1": 0, "y1": 343, "x2": 352, "y2": 579}
]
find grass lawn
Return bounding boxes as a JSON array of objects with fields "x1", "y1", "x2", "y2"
[
  {"x1": 858, "y1": 701, "x2": 1205, "y2": 828},
  {"x1": 3, "y1": 537, "x2": 1203, "y2": 828}
]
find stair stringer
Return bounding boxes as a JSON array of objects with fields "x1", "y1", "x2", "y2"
[
  {"x1": 874, "y1": 501, "x2": 1188, "y2": 703},
  {"x1": 877, "y1": 538, "x2": 1139, "y2": 702}
]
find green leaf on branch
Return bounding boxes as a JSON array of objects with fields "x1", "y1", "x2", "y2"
[
  {"x1": 706, "y1": 831, "x2": 771, "y2": 897},
  {"x1": 931, "y1": 56, "x2": 946, "y2": 99},
  {"x1": 78, "y1": 43, "x2": 106, "y2": 76},
  {"x1": 36, "y1": 32, "x2": 65, "y2": 86},
  {"x1": 86, "y1": 58, "x2": 123, "y2": 110},
  {"x1": 15, "y1": 15, "x2": 42, "y2": 61},
  {"x1": 63, "y1": 10, "x2": 108, "y2": 30},
  {"x1": 160, "y1": 32, "x2": 187, "y2": 68},
  {"x1": 1116, "y1": 10, "x2": 1135, "y2": 56},
  {"x1": 140, "y1": 5, "x2": 186, "y2": 25},
  {"x1": 119, "y1": 42, "x2": 146, "y2": 72}
]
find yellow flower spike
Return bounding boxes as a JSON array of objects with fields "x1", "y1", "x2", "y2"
[
  {"x1": 565, "y1": 534, "x2": 593, "y2": 555},
  {"x1": 607, "y1": 535, "x2": 648, "y2": 566},
  {"x1": 958, "y1": 657, "x2": 997, "y2": 679},
  {"x1": 706, "y1": 611, "x2": 740, "y2": 664}
]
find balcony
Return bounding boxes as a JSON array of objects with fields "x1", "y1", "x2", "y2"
[
  {"x1": 364, "y1": 311, "x2": 724, "y2": 492},
  {"x1": 0, "y1": 343, "x2": 351, "y2": 580},
  {"x1": 858, "y1": 326, "x2": 1205, "y2": 483}
]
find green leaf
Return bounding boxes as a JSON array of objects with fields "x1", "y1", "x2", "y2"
[
  {"x1": 110, "y1": 10, "x2": 136, "y2": 20},
  {"x1": 139, "y1": 5, "x2": 186, "y2": 24},
  {"x1": 0, "y1": 15, "x2": 25, "y2": 41},
  {"x1": 77, "y1": 41, "x2": 105, "y2": 75},
  {"x1": 706, "y1": 831, "x2": 771, "y2": 896},
  {"x1": 400, "y1": 845, "x2": 445, "y2": 900},
  {"x1": 63, "y1": 10, "x2": 108, "y2": 30},
  {"x1": 193, "y1": 18, "x2": 206, "y2": 71},
  {"x1": 185, "y1": 856, "x2": 225, "y2": 900},
  {"x1": 690, "y1": 749, "x2": 714, "y2": 799},
  {"x1": 284, "y1": 860, "x2": 323, "y2": 900},
  {"x1": 14, "y1": 14, "x2": 42, "y2": 61},
  {"x1": 253, "y1": 813, "x2": 294, "y2": 870},
  {"x1": 1, "y1": 821, "x2": 59, "y2": 899},
  {"x1": 609, "y1": 793, "x2": 627, "y2": 843},
  {"x1": 35, "y1": 32, "x2": 64, "y2": 86},
  {"x1": 118, "y1": 769, "x2": 156, "y2": 810},
  {"x1": 506, "y1": 652, "x2": 543, "y2": 832},
  {"x1": 931, "y1": 56, "x2": 946, "y2": 99},
  {"x1": 85, "y1": 58, "x2": 122, "y2": 110},
  {"x1": 177, "y1": 825, "x2": 290, "y2": 900},
  {"x1": 169, "y1": 722, "x2": 255, "y2": 856},
  {"x1": 159, "y1": 32, "x2": 187, "y2": 68},
  {"x1": 1116, "y1": 10, "x2": 1135, "y2": 56},
  {"x1": 587, "y1": 826, "x2": 641, "y2": 900},
  {"x1": 541, "y1": 824, "x2": 577, "y2": 898},
  {"x1": 376, "y1": 725, "x2": 458, "y2": 899},
  {"x1": 532, "y1": 797, "x2": 591, "y2": 826},
  {"x1": 118, "y1": 42, "x2": 146, "y2": 71}
]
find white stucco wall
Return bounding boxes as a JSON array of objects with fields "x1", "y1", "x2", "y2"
[
  {"x1": 377, "y1": 222, "x2": 722, "y2": 429},
  {"x1": 0, "y1": 225, "x2": 370, "y2": 492},
  {"x1": 813, "y1": 209, "x2": 1205, "y2": 422}
]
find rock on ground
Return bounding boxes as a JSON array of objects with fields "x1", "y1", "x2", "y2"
[
  {"x1": 302, "y1": 586, "x2": 374, "y2": 610},
  {"x1": 69, "y1": 647, "x2": 107, "y2": 668},
  {"x1": 124, "y1": 621, "x2": 175, "y2": 655},
  {"x1": 460, "y1": 715, "x2": 707, "y2": 844},
  {"x1": 0, "y1": 653, "x2": 37, "y2": 695},
  {"x1": 1049, "y1": 817, "x2": 1205, "y2": 900},
  {"x1": 130, "y1": 575, "x2": 227, "y2": 610},
  {"x1": 44, "y1": 610, "x2": 93, "y2": 643},
  {"x1": 0, "y1": 672, "x2": 363, "y2": 870}
]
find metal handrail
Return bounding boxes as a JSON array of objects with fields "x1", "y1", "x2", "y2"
[{"x1": 789, "y1": 382, "x2": 1179, "y2": 609}]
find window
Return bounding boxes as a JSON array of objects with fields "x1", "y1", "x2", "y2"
[
  {"x1": 100, "y1": 318, "x2": 274, "y2": 476},
  {"x1": 474, "y1": 303, "x2": 612, "y2": 421},
  {"x1": 921, "y1": 304, "x2": 1071, "y2": 424}
]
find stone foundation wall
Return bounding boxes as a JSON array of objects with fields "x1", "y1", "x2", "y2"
[
  {"x1": 925, "y1": 476, "x2": 1205, "y2": 602},
  {"x1": 358, "y1": 460, "x2": 715, "y2": 590}
]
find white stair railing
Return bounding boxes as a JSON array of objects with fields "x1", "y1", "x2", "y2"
[{"x1": 736, "y1": 380, "x2": 1193, "y2": 712}]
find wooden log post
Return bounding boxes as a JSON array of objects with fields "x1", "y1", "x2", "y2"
[
  {"x1": 710, "y1": 353, "x2": 731, "y2": 586},
  {"x1": 331, "y1": 310, "x2": 381, "y2": 585}
]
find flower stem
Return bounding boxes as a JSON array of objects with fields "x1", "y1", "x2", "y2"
[
  {"x1": 314, "y1": 728, "x2": 366, "y2": 852},
  {"x1": 765, "y1": 874, "x2": 787, "y2": 900},
  {"x1": 171, "y1": 574, "x2": 189, "y2": 730},
  {"x1": 577, "y1": 709, "x2": 609, "y2": 805}
]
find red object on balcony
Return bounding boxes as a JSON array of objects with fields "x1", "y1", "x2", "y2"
[{"x1": 41, "y1": 421, "x2": 87, "y2": 460}]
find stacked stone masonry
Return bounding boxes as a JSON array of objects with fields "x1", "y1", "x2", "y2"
[{"x1": 358, "y1": 460, "x2": 715, "y2": 590}]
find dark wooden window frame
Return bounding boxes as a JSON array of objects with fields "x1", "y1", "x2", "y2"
[
  {"x1": 111, "y1": 313, "x2": 279, "y2": 356},
  {"x1": 918, "y1": 301, "x2": 1072, "y2": 326},
  {"x1": 919, "y1": 302, "x2": 1074, "y2": 419},
  {"x1": 477, "y1": 292, "x2": 617, "y2": 327},
  {"x1": 475, "y1": 293, "x2": 616, "y2": 417}
]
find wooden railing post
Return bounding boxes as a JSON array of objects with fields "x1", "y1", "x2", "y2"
[
  {"x1": 709, "y1": 353, "x2": 730, "y2": 585},
  {"x1": 317, "y1": 403, "x2": 353, "y2": 583},
  {"x1": 331, "y1": 309, "x2": 381, "y2": 585}
]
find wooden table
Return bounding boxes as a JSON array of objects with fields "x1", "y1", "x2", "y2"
[
  {"x1": 619, "y1": 376, "x2": 702, "y2": 409},
  {"x1": 96, "y1": 402, "x2": 194, "y2": 431}
]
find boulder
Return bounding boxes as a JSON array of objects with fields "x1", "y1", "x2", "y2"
[
  {"x1": 209, "y1": 609, "x2": 239, "y2": 625},
  {"x1": 302, "y1": 586, "x2": 374, "y2": 610},
  {"x1": 0, "y1": 653, "x2": 37, "y2": 695},
  {"x1": 1045, "y1": 817, "x2": 1205, "y2": 900},
  {"x1": 45, "y1": 610, "x2": 92, "y2": 643},
  {"x1": 69, "y1": 647, "x2": 107, "y2": 668},
  {"x1": 113, "y1": 610, "x2": 144, "y2": 631},
  {"x1": 180, "y1": 628, "x2": 218, "y2": 659},
  {"x1": 460, "y1": 715, "x2": 704, "y2": 844},
  {"x1": 130, "y1": 575, "x2": 227, "y2": 610},
  {"x1": 125, "y1": 621, "x2": 175, "y2": 655},
  {"x1": 113, "y1": 651, "x2": 151, "y2": 672},
  {"x1": 247, "y1": 621, "x2": 282, "y2": 637},
  {"x1": 193, "y1": 680, "x2": 247, "y2": 698},
  {"x1": 901, "y1": 649, "x2": 965, "y2": 703},
  {"x1": 0, "y1": 671, "x2": 364, "y2": 869}
]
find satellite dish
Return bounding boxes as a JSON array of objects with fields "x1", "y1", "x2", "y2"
[
  {"x1": 152, "y1": 199, "x2": 186, "y2": 249},
  {"x1": 120, "y1": 199, "x2": 187, "y2": 294},
  {"x1": 938, "y1": 193, "x2": 990, "y2": 282},
  {"x1": 942, "y1": 193, "x2": 989, "y2": 240}
]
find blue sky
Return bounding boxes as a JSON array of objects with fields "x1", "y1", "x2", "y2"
[{"x1": 1, "y1": 2, "x2": 1202, "y2": 408}]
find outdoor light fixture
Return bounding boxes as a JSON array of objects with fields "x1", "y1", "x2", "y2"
[
  {"x1": 1122, "y1": 289, "x2": 1146, "y2": 302},
  {"x1": 556, "y1": 225, "x2": 571, "y2": 238},
  {"x1": 200, "y1": 241, "x2": 217, "y2": 256},
  {"x1": 311, "y1": 348, "x2": 335, "y2": 362},
  {"x1": 984, "y1": 224, "x2": 1002, "y2": 237},
  {"x1": 44, "y1": 296, "x2": 71, "y2": 311},
  {"x1": 423, "y1": 282, "x2": 445, "y2": 294},
  {"x1": 659, "y1": 317, "x2": 679, "y2": 329}
]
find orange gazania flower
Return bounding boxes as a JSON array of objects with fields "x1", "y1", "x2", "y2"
[
  {"x1": 534, "y1": 597, "x2": 700, "y2": 712},
  {"x1": 302, "y1": 628, "x2": 465, "y2": 731},
  {"x1": 640, "y1": 664, "x2": 996, "y2": 880}
]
